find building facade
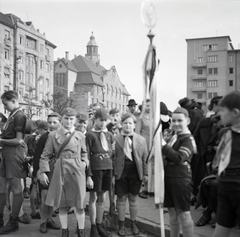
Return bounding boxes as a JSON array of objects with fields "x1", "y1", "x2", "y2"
[
  {"x1": 54, "y1": 33, "x2": 130, "y2": 114},
  {"x1": 0, "y1": 12, "x2": 56, "y2": 119},
  {"x1": 186, "y1": 36, "x2": 240, "y2": 109}
]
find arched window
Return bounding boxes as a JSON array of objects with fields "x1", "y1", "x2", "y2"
[
  {"x1": 106, "y1": 84, "x2": 109, "y2": 95},
  {"x1": 115, "y1": 87, "x2": 118, "y2": 98},
  {"x1": 119, "y1": 89, "x2": 121, "y2": 98},
  {"x1": 111, "y1": 86, "x2": 113, "y2": 96}
]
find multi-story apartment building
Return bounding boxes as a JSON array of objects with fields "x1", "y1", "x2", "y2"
[
  {"x1": 0, "y1": 12, "x2": 56, "y2": 119},
  {"x1": 186, "y1": 36, "x2": 240, "y2": 110},
  {"x1": 54, "y1": 33, "x2": 130, "y2": 114}
]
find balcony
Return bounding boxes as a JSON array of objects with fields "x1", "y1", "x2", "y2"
[
  {"x1": 45, "y1": 55, "x2": 50, "y2": 62},
  {"x1": 192, "y1": 87, "x2": 207, "y2": 92},
  {"x1": 192, "y1": 62, "x2": 207, "y2": 68},
  {"x1": 191, "y1": 74, "x2": 207, "y2": 80},
  {"x1": 4, "y1": 38, "x2": 11, "y2": 47}
]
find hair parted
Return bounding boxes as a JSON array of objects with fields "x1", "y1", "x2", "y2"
[{"x1": 1, "y1": 90, "x2": 19, "y2": 100}]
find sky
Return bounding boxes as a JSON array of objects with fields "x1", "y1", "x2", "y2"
[{"x1": 1, "y1": 0, "x2": 240, "y2": 111}]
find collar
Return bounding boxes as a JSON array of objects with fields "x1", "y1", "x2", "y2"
[
  {"x1": 92, "y1": 127, "x2": 108, "y2": 133},
  {"x1": 61, "y1": 126, "x2": 75, "y2": 134},
  {"x1": 231, "y1": 126, "x2": 240, "y2": 133},
  {"x1": 121, "y1": 131, "x2": 134, "y2": 137}
]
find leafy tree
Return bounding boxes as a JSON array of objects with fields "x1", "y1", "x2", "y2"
[{"x1": 52, "y1": 89, "x2": 72, "y2": 115}]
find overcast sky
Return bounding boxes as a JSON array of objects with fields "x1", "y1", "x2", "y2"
[{"x1": 1, "y1": 0, "x2": 240, "y2": 110}]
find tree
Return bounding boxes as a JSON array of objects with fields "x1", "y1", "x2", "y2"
[{"x1": 52, "y1": 90, "x2": 72, "y2": 115}]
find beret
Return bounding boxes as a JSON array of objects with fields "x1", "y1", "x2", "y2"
[
  {"x1": 95, "y1": 108, "x2": 109, "y2": 120},
  {"x1": 62, "y1": 107, "x2": 77, "y2": 116}
]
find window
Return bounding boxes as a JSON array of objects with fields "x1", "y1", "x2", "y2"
[
  {"x1": 46, "y1": 47, "x2": 49, "y2": 56},
  {"x1": 39, "y1": 92, "x2": 43, "y2": 101},
  {"x1": 30, "y1": 73, "x2": 33, "y2": 86},
  {"x1": 4, "y1": 85, "x2": 9, "y2": 92},
  {"x1": 229, "y1": 55, "x2": 233, "y2": 62},
  {"x1": 208, "y1": 80, "x2": 218, "y2": 87},
  {"x1": 26, "y1": 56, "x2": 30, "y2": 65},
  {"x1": 26, "y1": 37, "x2": 36, "y2": 50},
  {"x1": 196, "y1": 81, "x2": 204, "y2": 87},
  {"x1": 213, "y1": 92, "x2": 218, "y2": 97},
  {"x1": 19, "y1": 35, "x2": 23, "y2": 45},
  {"x1": 208, "y1": 68, "x2": 218, "y2": 74},
  {"x1": 40, "y1": 60, "x2": 44, "y2": 69},
  {"x1": 197, "y1": 57, "x2": 203, "y2": 63},
  {"x1": 5, "y1": 30, "x2": 10, "y2": 39},
  {"x1": 4, "y1": 67, "x2": 10, "y2": 78},
  {"x1": 208, "y1": 55, "x2": 218, "y2": 62},
  {"x1": 18, "y1": 70, "x2": 23, "y2": 81},
  {"x1": 46, "y1": 63, "x2": 49, "y2": 71},
  {"x1": 229, "y1": 80, "x2": 233, "y2": 86},
  {"x1": 45, "y1": 78, "x2": 49, "y2": 87},
  {"x1": 203, "y1": 44, "x2": 217, "y2": 51},
  {"x1": 119, "y1": 89, "x2": 121, "y2": 98},
  {"x1": 229, "y1": 68, "x2": 234, "y2": 74},
  {"x1": 19, "y1": 53, "x2": 23, "y2": 63},
  {"x1": 19, "y1": 88, "x2": 23, "y2": 98},
  {"x1": 40, "y1": 44, "x2": 44, "y2": 53},
  {"x1": 111, "y1": 86, "x2": 113, "y2": 96},
  {"x1": 208, "y1": 93, "x2": 213, "y2": 99},
  {"x1": 4, "y1": 49, "x2": 9, "y2": 60},
  {"x1": 115, "y1": 88, "x2": 118, "y2": 97},
  {"x1": 26, "y1": 73, "x2": 30, "y2": 85},
  {"x1": 197, "y1": 93, "x2": 203, "y2": 99},
  {"x1": 197, "y1": 69, "x2": 203, "y2": 75}
]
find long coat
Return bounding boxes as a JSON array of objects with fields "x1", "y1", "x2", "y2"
[
  {"x1": 114, "y1": 133, "x2": 148, "y2": 180},
  {"x1": 39, "y1": 128, "x2": 89, "y2": 209}
]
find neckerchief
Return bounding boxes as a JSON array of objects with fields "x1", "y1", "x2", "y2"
[
  {"x1": 62, "y1": 126, "x2": 75, "y2": 137},
  {"x1": 121, "y1": 131, "x2": 134, "y2": 161},
  {"x1": 3, "y1": 107, "x2": 22, "y2": 131},
  {"x1": 92, "y1": 127, "x2": 109, "y2": 151}
]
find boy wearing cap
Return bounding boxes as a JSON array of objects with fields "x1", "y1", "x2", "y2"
[
  {"x1": 212, "y1": 91, "x2": 240, "y2": 237},
  {"x1": 162, "y1": 107, "x2": 196, "y2": 237},
  {"x1": 86, "y1": 108, "x2": 115, "y2": 237},
  {"x1": 76, "y1": 113, "x2": 88, "y2": 135},
  {"x1": 39, "y1": 108, "x2": 89, "y2": 237},
  {"x1": 107, "y1": 108, "x2": 122, "y2": 135},
  {"x1": 114, "y1": 113, "x2": 148, "y2": 236},
  {"x1": 33, "y1": 113, "x2": 61, "y2": 233}
]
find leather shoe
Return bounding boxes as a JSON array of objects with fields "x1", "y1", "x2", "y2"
[
  {"x1": 131, "y1": 220, "x2": 140, "y2": 235},
  {"x1": 40, "y1": 222, "x2": 47, "y2": 233},
  {"x1": 77, "y1": 229, "x2": 85, "y2": 237},
  {"x1": 118, "y1": 221, "x2": 125, "y2": 236},
  {"x1": 195, "y1": 214, "x2": 211, "y2": 226},
  {"x1": 0, "y1": 216, "x2": 19, "y2": 235},
  {"x1": 96, "y1": 223, "x2": 112, "y2": 237},
  {"x1": 47, "y1": 220, "x2": 60, "y2": 230},
  {"x1": 139, "y1": 191, "x2": 148, "y2": 199},
  {"x1": 62, "y1": 228, "x2": 69, "y2": 237}
]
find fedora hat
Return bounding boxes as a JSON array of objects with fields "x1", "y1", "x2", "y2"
[{"x1": 127, "y1": 99, "x2": 138, "y2": 107}]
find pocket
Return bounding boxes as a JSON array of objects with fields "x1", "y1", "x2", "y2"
[{"x1": 75, "y1": 158, "x2": 84, "y2": 169}]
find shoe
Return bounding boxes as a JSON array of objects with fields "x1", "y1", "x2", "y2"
[
  {"x1": 90, "y1": 225, "x2": 100, "y2": 237},
  {"x1": 190, "y1": 196, "x2": 197, "y2": 206},
  {"x1": 195, "y1": 214, "x2": 211, "y2": 226},
  {"x1": 23, "y1": 190, "x2": 29, "y2": 199},
  {"x1": 31, "y1": 212, "x2": 41, "y2": 219},
  {"x1": 0, "y1": 216, "x2": 19, "y2": 235},
  {"x1": 62, "y1": 228, "x2": 69, "y2": 237},
  {"x1": 77, "y1": 229, "x2": 85, "y2": 237},
  {"x1": 148, "y1": 192, "x2": 154, "y2": 197},
  {"x1": 0, "y1": 214, "x2": 3, "y2": 228},
  {"x1": 52, "y1": 212, "x2": 57, "y2": 217},
  {"x1": 139, "y1": 191, "x2": 148, "y2": 199},
  {"x1": 96, "y1": 223, "x2": 112, "y2": 237},
  {"x1": 40, "y1": 222, "x2": 47, "y2": 233},
  {"x1": 54, "y1": 208, "x2": 59, "y2": 214},
  {"x1": 118, "y1": 221, "x2": 125, "y2": 236},
  {"x1": 47, "y1": 220, "x2": 60, "y2": 230},
  {"x1": 17, "y1": 213, "x2": 31, "y2": 224},
  {"x1": 131, "y1": 220, "x2": 140, "y2": 235}
]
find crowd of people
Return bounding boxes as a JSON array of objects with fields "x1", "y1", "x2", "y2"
[{"x1": 0, "y1": 89, "x2": 239, "y2": 237}]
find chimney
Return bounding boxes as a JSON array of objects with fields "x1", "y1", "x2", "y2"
[{"x1": 65, "y1": 51, "x2": 69, "y2": 59}]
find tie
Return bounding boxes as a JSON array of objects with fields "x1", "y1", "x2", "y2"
[
  {"x1": 65, "y1": 132, "x2": 71, "y2": 137},
  {"x1": 100, "y1": 132, "x2": 109, "y2": 151},
  {"x1": 124, "y1": 136, "x2": 133, "y2": 161}
]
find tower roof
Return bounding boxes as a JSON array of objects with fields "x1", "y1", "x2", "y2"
[{"x1": 87, "y1": 32, "x2": 98, "y2": 46}]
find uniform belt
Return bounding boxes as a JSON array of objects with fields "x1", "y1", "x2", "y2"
[
  {"x1": 91, "y1": 153, "x2": 110, "y2": 159},
  {"x1": 167, "y1": 161, "x2": 189, "y2": 166}
]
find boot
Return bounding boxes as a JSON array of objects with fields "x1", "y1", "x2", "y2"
[
  {"x1": 77, "y1": 229, "x2": 85, "y2": 237},
  {"x1": 61, "y1": 228, "x2": 69, "y2": 237},
  {"x1": 96, "y1": 223, "x2": 112, "y2": 237},
  {"x1": 118, "y1": 221, "x2": 125, "y2": 236},
  {"x1": 131, "y1": 220, "x2": 140, "y2": 235},
  {"x1": 0, "y1": 216, "x2": 19, "y2": 235},
  {"x1": 0, "y1": 214, "x2": 3, "y2": 228},
  {"x1": 90, "y1": 225, "x2": 100, "y2": 237}
]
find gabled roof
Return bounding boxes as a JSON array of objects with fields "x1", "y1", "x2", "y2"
[
  {"x1": 5, "y1": 13, "x2": 24, "y2": 25},
  {"x1": 60, "y1": 58, "x2": 77, "y2": 72},
  {"x1": 72, "y1": 55, "x2": 102, "y2": 75},
  {"x1": 76, "y1": 72, "x2": 104, "y2": 87},
  {"x1": 122, "y1": 84, "x2": 130, "y2": 96},
  {"x1": 0, "y1": 12, "x2": 14, "y2": 28}
]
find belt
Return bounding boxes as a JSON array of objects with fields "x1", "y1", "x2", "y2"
[
  {"x1": 167, "y1": 161, "x2": 189, "y2": 166},
  {"x1": 91, "y1": 153, "x2": 111, "y2": 159},
  {"x1": 221, "y1": 169, "x2": 240, "y2": 177}
]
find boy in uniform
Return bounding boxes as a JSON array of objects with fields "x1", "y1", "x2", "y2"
[
  {"x1": 86, "y1": 108, "x2": 115, "y2": 237},
  {"x1": 0, "y1": 90, "x2": 27, "y2": 235},
  {"x1": 33, "y1": 112, "x2": 61, "y2": 233},
  {"x1": 107, "y1": 108, "x2": 122, "y2": 136},
  {"x1": 212, "y1": 91, "x2": 240, "y2": 237},
  {"x1": 76, "y1": 113, "x2": 88, "y2": 135},
  {"x1": 39, "y1": 108, "x2": 88, "y2": 237}
]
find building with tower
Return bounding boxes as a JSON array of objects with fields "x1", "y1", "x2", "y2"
[{"x1": 54, "y1": 33, "x2": 130, "y2": 114}]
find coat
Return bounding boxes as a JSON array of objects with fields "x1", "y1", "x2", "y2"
[
  {"x1": 39, "y1": 128, "x2": 89, "y2": 209},
  {"x1": 114, "y1": 133, "x2": 148, "y2": 180}
]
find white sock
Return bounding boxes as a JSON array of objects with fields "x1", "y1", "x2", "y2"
[
  {"x1": 59, "y1": 213, "x2": 68, "y2": 229},
  {"x1": 74, "y1": 208, "x2": 85, "y2": 229}
]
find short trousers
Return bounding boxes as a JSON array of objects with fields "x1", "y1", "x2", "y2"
[
  {"x1": 0, "y1": 145, "x2": 27, "y2": 179},
  {"x1": 91, "y1": 169, "x2": 112, "y2": 192},
  {"x1": 216, "y1": 183, "x2": 240, "y2": 228},
  {"x1": 164, "y1": 177, "x2": 192, "y2": 212},
  {"x1": 115, "y1": 161, "x2": 141, "y2": 196}
]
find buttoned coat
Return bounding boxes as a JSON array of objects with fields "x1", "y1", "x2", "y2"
[
  {"x1": 114, "y1": 133, "x2": 148, "y2": 180},
  {"x1": 39, "y1": 128, "x2": 89, "y2": 209}
]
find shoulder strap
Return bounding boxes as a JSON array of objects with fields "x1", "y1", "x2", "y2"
[{"x1": 56, "y1": 131, "x2": 75, "y2": 158}]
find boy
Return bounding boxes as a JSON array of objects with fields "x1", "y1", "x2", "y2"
[
  {"x1": 76, "y1": 113, "x2": 88, "y2": 135},
  {"x1": 212, "y1": 91, "x2": 240, "y2": 237},
  {"x1": 86, "y1": 108, "x2": 115, "y2": 237},
  {"x1": 39, "y1": 108, "x2": 88, "y2": 237},
  {"x1": 114, "y1": 113, "x2": 148, "y2": 236},
  {"x1": 162, "y1": 107, "x2": 195, "y2": 237},
  {"x1": 33, "y1": 112, "x2": 61, "y2": 233},
  {"x1": 107, "y1": 108, "x2": 122, "y2": 135},
  {"x1": 0, "y1": 90, "x2": 27, "y2": 235}
]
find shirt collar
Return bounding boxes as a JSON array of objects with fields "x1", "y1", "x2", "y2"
[{"x1": 61, "y1": 126, "x2": 75, "y2": 134}]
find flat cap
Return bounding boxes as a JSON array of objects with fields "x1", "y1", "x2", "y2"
[
  {"x1": 95, "y1": 108, "x2": 109, "y2": 120},
  {"x1": 62, "y1": 107, "x2": 77, "y2": 116},
  {"x1": 76, "y1": 112, "x2": 88, "y2": 121},
  {"x1": 121, "y1": 112, "x2": 136, "y2": 123},
  {"x1": 109, "y1": 108, "x2": 119, "y2": 115}
]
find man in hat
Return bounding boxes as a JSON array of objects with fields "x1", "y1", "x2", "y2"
[
  {"x1": 39, "y1": 107, "x2": 89, "y2": 237},
  {"x1": 127, "y1": 99, "x2": 139, "y2": 117},
  {"x1": 86, "y1": 108, "x2": 115, "y2": 237},
  {"x1": 76, "y1": 113, "x2": 88, "y2": 135},
  {"x1": 87, "y1": 103, "x2": 102, "y2": 132},
  {"x1": 107, "y1": 108, "x2": 122, "y2": 135}
]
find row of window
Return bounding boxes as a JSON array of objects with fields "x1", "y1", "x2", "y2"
[
  {"x1": 195, "y1": 80, "x2": 234, "y2": 88},
  {"x1": 197, "y1": 55, "x2": 234, "y2": 64},
  {"x1": 55, "y1": 73, "x2": 66, "y2": 87},
  {"x1": 202, "y1": 44, "x2": 218, "y2": 51},
  {"x1": 197, "y1": 67, "x2": 233, "y2": 75}
]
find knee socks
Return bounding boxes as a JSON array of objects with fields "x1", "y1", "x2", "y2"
[
  {"x1": 59, "y1": 208, "x2": 68, "y2": 229},
  {"x1": 117, "y1": 199, "x2": 126, "y2": 221},
  {"x1": 75, "y1": 208, "x2": 85, "y2": 229},
  {"x1": 12, "y1": 192, "x2": 23, "y2": 218},
  {"x1": 169, "y1": 219, "x2": 181, "y2": 237},
  {"x1": 88, "y1": 201, "x2": 96, "y2": 225},
  {"x1": 129, "y1": 201, "x2": 138, "y2": 221},
  {"x1": 181, "y1": 220, "x2": 194, "y2": 237},
  {"x1": 96, "y1": 202, "x2": 104, "y2": 224},
  {"x1": 0, "y1": 193, "x2": 6, "y2": 215}
]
